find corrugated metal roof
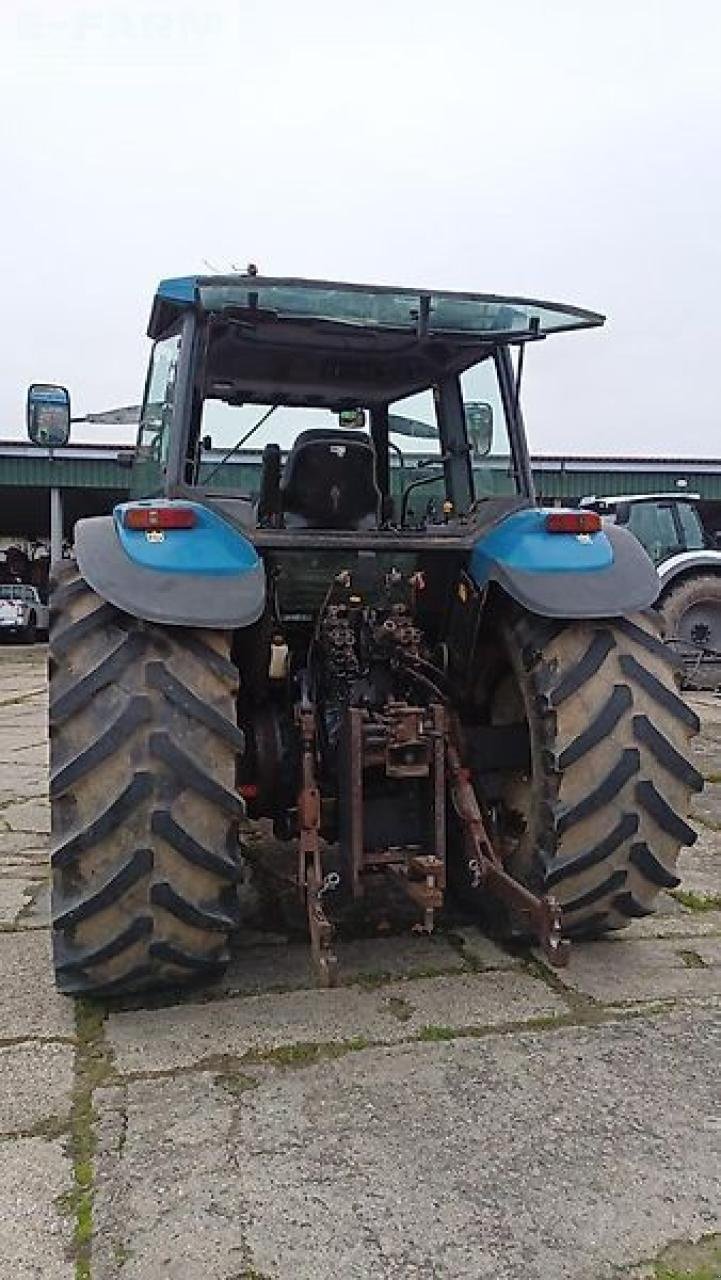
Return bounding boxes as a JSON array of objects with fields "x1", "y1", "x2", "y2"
[
  {"x1": 534, "y1": 454, "x2": 721, "y2": 467},
  {"x1": 2, "y1": 441, "x2": 721, "y2": 500},
  {"x1": 0, "y1": 444, "x2": 131, "y2": 490},
  {"x1": 533, "y1": 467, "x2": 721, "y2": 500}
]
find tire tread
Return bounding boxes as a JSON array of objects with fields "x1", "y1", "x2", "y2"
[
  {"x1": 494, "y1": 610, "x2": 701, "y2": 940},
  {"x1": 49, "y1": 563, "x2": 244, "y2": 996}
]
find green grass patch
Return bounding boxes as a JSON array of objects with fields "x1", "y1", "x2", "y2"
[
  {"x1": 75, "y1": 1187, "x2": 93, "y2": 1248},
  {"x1": 218, "y1": 1070, "x2": 261, "y2": 1097},
  {"x1": 112, "y1": 1242, "x2": 131, "y2": 1267},
  {"x1": 646, "y1": 1231, "x2": 721, "y2": 1278},
  {"x1": 655, "y1": 1268, "x2": 718, "y2": 1279},
  {"x1": 350, "y1": 963, "x2": 464, "y2": 990},
  {"x1": 250, "y1": 1036, "x2": 370, "y2": 1069},
  {"x1": 384, "y1": 995, "x2": 414, "y2": 1022},
  {"x1": 677, "y1": 949, "x2": 706, "y2": 969},
  {"x1": 350, "y1": 970, "x2": 395, "y2": 990},
  {"x1": 417, "y1": 1025, "x2": 457, "y2": 1042},
  {"x1": 672, "y1": 889, "x2": 721, "y2": 912},
  {"x1": 445, "y1": 929, "x2": 509, "y2": 973}
]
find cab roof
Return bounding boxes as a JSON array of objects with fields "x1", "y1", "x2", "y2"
[{"x1": 148, "y1": 273, "x2": 605, "y2": 345}]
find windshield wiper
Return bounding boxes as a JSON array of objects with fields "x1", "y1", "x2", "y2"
[{"x1": 201, "y1": 405, "x2": 278, "y2": 484}]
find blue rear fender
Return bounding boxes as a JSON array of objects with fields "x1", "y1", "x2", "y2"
[
  {"x1": 113, "y1": 501, "x2": 260, "y2": 576},
  {"x1": 74, "y1": 500, "x2": 266, "y2": 629},
  {"x1": 469, "y1": 508, "x2": 659, "y2": 619}
]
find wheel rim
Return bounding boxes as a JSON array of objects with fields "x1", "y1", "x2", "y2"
[
  {"x1": 677, "y1": 600, "x2": 721, "y2": 654},
  {"x1": 489, "y1": 671, "x2": 533, "y2": 862}
]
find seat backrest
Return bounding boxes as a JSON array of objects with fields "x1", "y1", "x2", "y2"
[{"x1": 280, "y1": 429, "x2": 379, "y2": 529}]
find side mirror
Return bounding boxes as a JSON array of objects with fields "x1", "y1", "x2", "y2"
[
  {"x1": 27, "y1": 384, "x2": 71, "y2": 448},
  {"x1": 465, "y1": 401, "x2": 493, "y2": 457}
]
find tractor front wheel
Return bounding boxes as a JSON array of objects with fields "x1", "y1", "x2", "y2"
[
  {"x1": 49, "y1": 563, "x2": 245, "y2": 996},
  {"x1": 658, "y1": 573, "x2": 721, "y2": 689}
]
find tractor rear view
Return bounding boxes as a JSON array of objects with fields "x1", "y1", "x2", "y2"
[{"x1": 33, "y1": 275, "x2": 702, "y2": 996}]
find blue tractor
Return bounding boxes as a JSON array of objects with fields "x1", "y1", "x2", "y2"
[{"x1": 32, "y1": 274, "x2": 702, "y2": 995}]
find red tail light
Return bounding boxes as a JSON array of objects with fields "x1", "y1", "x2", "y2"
[
  {"x1": 123, "y1": 506, "x2": 197, "y2": 531},
  {"x1": 545, "y1": 511, "x2": 601, "y2": 535}
]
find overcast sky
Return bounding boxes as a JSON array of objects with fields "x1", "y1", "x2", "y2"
[{"x1": 1, "y1": 0, "x2": 720, "y2": 454}]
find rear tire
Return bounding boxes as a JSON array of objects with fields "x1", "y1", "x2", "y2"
[
  {"x1": 455, "y1": 609, "x2": 702, "y2": 938},
  {"x1": 49, "y1": 562, "x2": 245, "y2": 996}
]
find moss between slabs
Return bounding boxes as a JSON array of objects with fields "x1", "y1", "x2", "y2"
[
  {"x1": 250, "y1": 1036, "x2": 371, "y2": 1069},
  {"x1": 676, "y1": 949, "x2": 707, "y2": 969},
  {"x1": 416, "y1": 1012, "x2": 571, "y2": 1043},
  {"x1": 672, "y1": 889, "x2": 721, "y2": 912},
  {"x1": 63, "y1": 999, "x2": 112, "y2": 1280},
  {"x1": 630, "y1": 1232, "x2": 721, "y2": 1278}
]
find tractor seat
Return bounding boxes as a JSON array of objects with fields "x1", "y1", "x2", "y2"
[{"x1": 280, "y1": 429, "x2": 380, "y2": 529}]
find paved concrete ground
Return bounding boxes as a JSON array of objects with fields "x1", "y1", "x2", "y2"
[{"x1": 1, "y1": 645, "x2": 720, "y2": 1279}]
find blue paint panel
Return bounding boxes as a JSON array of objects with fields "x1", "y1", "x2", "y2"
[
  {"x1": 156, "y1": 277, "x2": 198, "y2": 303},
  {"x1": 113, "y1": 501, "x2": 260, "y2": 577},
  {"x1": 470, "y1": 508, "x2": 614, "y2": 584}
]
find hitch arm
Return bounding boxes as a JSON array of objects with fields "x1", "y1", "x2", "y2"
[
  {"x1": 445, "y1": 718, "x2": 570, "y2": 967},
  {"x1": 297, "y1": 706, "x2": 338, "y2": 987}
]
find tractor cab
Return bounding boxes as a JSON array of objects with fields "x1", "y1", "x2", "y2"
[
  {"x1": 132, "y1": 275, "x2": 604, "y2": 540},
  {"x1": 124, "y1": 275, "x2": 613, "y2": 632}
]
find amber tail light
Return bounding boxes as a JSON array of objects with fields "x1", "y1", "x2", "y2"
[
  {"x1": 123, "y1": 506, "x2": 197, "y2": 530},
  {"x1": 545, "y1": 511, "x2": 601, "y2": 535}
]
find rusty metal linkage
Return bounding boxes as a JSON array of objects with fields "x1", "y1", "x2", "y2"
[
  {"x1": 344, "y1": 702, "x2": 447, "y2": 934},
  {"x1": 297, "y1": 705, "x2": 338, "y2": 986},
  {"x1": 298, "y1": 694, "x2": 569, "y2": 983},
  {"x1": 445, "y1": 714, "x2": 570, "y2": 967}
]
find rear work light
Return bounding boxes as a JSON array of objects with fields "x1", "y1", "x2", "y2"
[
  {"x1": 123, "y1": 506, "x2": 197, "y2": 531},
  {"x1": 545, "y1": 511, "x2": 601, "y2": 535}
]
